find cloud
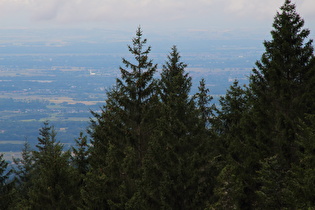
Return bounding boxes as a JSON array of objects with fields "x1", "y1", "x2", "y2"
[
  {"x1": 0, "y1": 0, "x2": 314, "y2": 29},
  {"x1": 29, "y1": 0, "x2": 67, "y2": 20}
]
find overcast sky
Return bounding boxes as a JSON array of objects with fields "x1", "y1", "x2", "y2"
[{"x1": 0, "y1": 0, "x2": 314, "y2": 40}]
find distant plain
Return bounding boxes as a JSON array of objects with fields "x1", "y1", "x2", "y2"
[{"x1": 0, "y1": 29, "x2": 264, "y2": 158}]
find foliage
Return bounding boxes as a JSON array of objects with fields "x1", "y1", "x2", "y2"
[
  {"x1": 0, "y1": 153, "x2": 14, "y2": 209},
  {"x1": 71, "y1": 132, "x2": 90, "y2": 176},
  {"x1": 10, "y1": 141, "x2": 34, "y2": 207},
  {"x1": 6, "y1": 1, "x2": 315, "y2": 208},
  {"x1": 86, "y1": 27, "x2": 159, "y2": 208},
  {"x1": 250, "y1": 0, "x2": 315, "y2": 159},
  {"x1": 140, "y1": 46, "x2": 215, "y2": 209},
  {"x1": 14, "y1": 122, "x2": 78, "y2": 209},
  {"x1": 249, "y1": 0, "x2": 315, "y2": 207},
  {"x1": 194, "y1": 78, "x2": 216, "y2": 128}
]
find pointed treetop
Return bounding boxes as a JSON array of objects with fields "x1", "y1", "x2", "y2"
[
  {"x1": 279, "y1": 0, "x2": 295, "y2": 13},
  {"x1": 252, "y1": 0, "x2": 313, "y2": 86},
  {"x1": 274, "y1": 0, "x2": 305, "y2": 32}
]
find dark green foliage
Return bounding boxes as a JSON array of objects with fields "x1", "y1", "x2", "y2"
[
  {"x1": 194, "y1": 78, "x2": 215, "y2": 128},
  {"x1": 0, "y1": 154, "x2": 10, "y2": 186},
  {"x1": 6, "y1": 2, "x2": 315, "y2": 208},
  {"x1": 289, "y1": 115, "x2": 315, "y2": 209},
  {"x1": 90, "y1": 27, "x2": 158, "y2": 160},
  {"x1": 245, "y1": 0, "x2": 315, "y2": 208},
  {"x1": 0, "y1": 153, "x2": 14, "y2": 209},
  {"x1": 212, "y1": 80, "x2": 251, "y2": 165},
  {"x1": 159, "y1": 46, "x2": 192, "y2": 113},
  {"x1": 141, "y1": 46, "x2": 214, "y2": 209},
  {"x1": 250, "y1": 0, "x2": 315, "y2": 159},
  {"x1": 12, "y1": 141, "x2": 33, "y2": 186},
  {"x1": 70, "y1": 132, "x2": 90, "y2": 208},
  {"x1": 211, "y1": 80, "x2": 259, "y2": 209},
  {"x1": 255, "y1": 155, "x2": 297, "y2": 209},
  {"x1": 11, "y1": 141, "x2": 34, "y2": 207},
  {"x1": 247, "y1": 1, "x2": 315, "y2": 207},
  {"x1": 18, "y1": 122, "x2": 77, "y2": 209},
  {"x1": 117, "y1": 27, "x2": 159, "y2": 162},
  {"x1": 71, "y1": 132, "x2": 90, "y2": 176},
  {"x1": 214, "y1": 80, "x2": 249, "y2": 137},
  {"x1": 86, "y1": 27, "x2": 159, "y2": 208},
  {"x1": 212, "y1": 3, "x2": 315, "y2": 206}
]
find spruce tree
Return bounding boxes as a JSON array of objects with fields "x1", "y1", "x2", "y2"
[
  {"x1": 0, "y1": 153, "x2": 13, "y2": 209},
  {"x1": 255, "y1": 155, "x2": 297, "y2": 209},
  {"x1": 213, "y1": 1, "x2": 315, "y2": 208},
  {"x1": 194, "y1": 78, "x2": 215, "y2": 128},
  {"x1": 12, "y1": 141, "x2": 33, "y2": 187},
  {"x1": 71, "y1": 132, "x2": 90, "y2": 177},
  {"x1": 11, "y1": 141, "x2": 34, "y2": 208},
  {"x1": 250, "y1": 0, "x2": 315, "y2": 161},
  {"x1": 86, "y1": 27, "x2": 158, "y2": 208},
  {"x1": 0, "y1": 154, "x2": 10, "y2": 185},
  {"x1": 247, "y1": 0, "x2": 315, "y2": 207},
  {"x1": 211, "y1": 80, "x2": 257, "y2": 209},
  {"x1": 23, "y1": 122, "x2": 77, "y2": 209},
  {"x1": 159, "y1": 45, "x2": 192, "y2": 118},
  {"x1": 70, "y1": 132, "x2": 90, "y2": 208},
  {"x1": 290, "y1": 115, "x2": 315, "y2": 208},
  {"x1": 116, "y1": 26, "x2": 158, "y2": 164},
  {"x1": 141, "y1": 46, "x2": 213, "y2": 209}
]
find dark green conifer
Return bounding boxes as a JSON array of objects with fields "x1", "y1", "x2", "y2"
[
  {"x1": 12, "y1": 141, "x2": 33, "y2": 186},
  {"x1": 255, "y1": 155, "x2": 297, "y2": 209},
  {"x1": 141, "y1": 46, "x2": 213, "y2": 209},
  {"x1": 213, "y1": 1, "x2": 315, "y2": 207},
  {"x1": 289, "y1": 115, "x2": 315, "y2": 208},
  {"x1": 70, "y1": 132, "x2": 90, "y2": 208},
  {"x1": 71, "y1": 132, "x2": 90, "y2": 176},
  {"x1": 86, "y1": 27, "x2": 158, "y2": 208},
  {"x1": 250, "y1": 0, "x2": 315, "y2": 160},
  {"x1": 194, "y1": 78, "x2": 215, "y2": 128},
  {"x1": 11, "y1": 141, "x2": 34, "y2": 208},
  {"x1": 23, "y1": 122, "x2": 77, "y2": 209},
  {"x1": 248, "y1": 0, "x2": 315, "y2": 207},
  {"x1": 0, "y1": 153, "x2": 13, "y2": 209},
  {"x1": 211, "y1": 80, "x2": 256, "y2": 209},
  {"x1": 159, "y1": 45, "x2": 192, "y2": 115}
]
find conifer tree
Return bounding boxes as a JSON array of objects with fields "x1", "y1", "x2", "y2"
[
  {"x1": 247, "y1": 0, "x2": 315, "y2": 207},
  {"x1": 289, "y1": 115, "x2": 315, "y2": 208},
  {"x1": 12, "y1": 141, "x2": 33, "y2": 187},
  {"x1": 71, "y1": 132, "x2": 90, "y2": 177},
  {"x1": 0, "y1": 153, "x2": 13, "y2": 209},
  {"x1": 141, "y1": 46, "x2": 213, "y2": 209},
  {"x1": 159, "y1": 45, "x2": 192, "y2": 117},
  {"x1": 86, "y1": 27, "x2": 158, "y2": 208},
  {"x1": 23, "y1": 122, "x2": 77, "y2": 209},
  {"x1": 194, "y1": 78, "x2": 215, "y2": 128},
  {"x1": 250, "y1": 0, "x2": 315, "y2": 161},
  {"x1": 255, "y1": 155, "x2": 297, "y2": 209},
  {"x1": 70, "y1": 132, "x2": 90, "y2": 208},
  {"x1": 213, "y1": 1, "x2": 315, "y2": 207},
  {"x1": 116, "y1": 26, "x2": 158, "y2": 164},
  {"x1": 11, "y1": 141, "x2": 34, "y2": 208},
  {"x1": 0, "y1": 154, "x2": 10, "y2": 185},
  {"x1": 211, "y1": 80, "x2": 257, "y2": 209}
]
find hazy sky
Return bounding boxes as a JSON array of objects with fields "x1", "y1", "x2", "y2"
[{"x1": 0, "y1": 0, "x2": 315, "y2": 40}]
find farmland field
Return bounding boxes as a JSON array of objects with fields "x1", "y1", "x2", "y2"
[{"x1": 0, "y1": 41, "x2": 260, "y2": 157}]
